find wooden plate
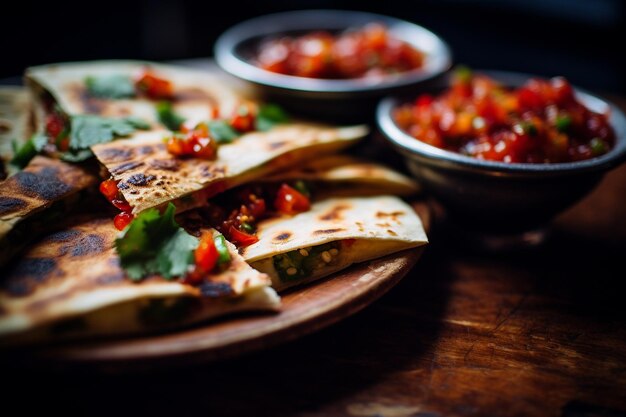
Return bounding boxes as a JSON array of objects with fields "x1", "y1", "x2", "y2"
[{"x1": 28, "y1": 203, "x2": 430, "y2": 370}]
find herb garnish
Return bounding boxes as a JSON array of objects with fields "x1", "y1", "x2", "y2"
[
  {"x1": 116, "y1": 203, "x2": 199, "y2": 281},
  {"x1": 85, "y1": 74, "x2": 136, "y2": 99}
]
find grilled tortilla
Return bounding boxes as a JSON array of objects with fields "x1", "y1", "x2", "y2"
[
  {"x1": 0, "y1": 217, "x2": 279, "y2": 345},
  {"x1": 0, "y1": 156, "x2": 98, "y2": 267},
  {"x1": 261, "y1": 155, "x2": 419, "y2": 197},
  {"x1": 242, "y1": 196, "x2": 428, "y2": 292},
  {"x1": 25, "y1": 60, "x2": 240, "y2": 128},
  {"x1": 0, "y1": 86, "x2": 35, "y2": 179},
  {"x1": 92, "y1": 125, "x2": 367, "y2": 215}
]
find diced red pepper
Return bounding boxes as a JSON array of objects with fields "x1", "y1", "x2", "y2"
[
  {"x1": 100, "y1": 179, "x2": 120, "y2": 201},
  {"x1": 274, "y1": 183, "x2": 311, "y2": 215},
  {"x1": 114, "y1": 212, "x2": 134, "y2": 231},
  {"x1": 228, "y1": 225, "x2": 259, "y2": 247},
  {"x1": 230, "y1": 103, "x2": 257, "y2": 132},
  {"x1": 135, "y1": 71, "x2": 174, "y2": 100},
  {"x1": 195, "y1": 232, "x2": 219, "y2": 272}
]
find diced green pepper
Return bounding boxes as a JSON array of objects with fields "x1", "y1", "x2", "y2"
[
  {"x1": 293, "y1": 180, "x2": 311, "y2": 198},
  {"x1": 213, "y1": 234, "x2": 231, "y2": 265},
  {"x1": 590, "y1": 138, "x2": 608, "y2": 156},
  {"x1": 555, "y1": 115, "x2": 571, "y2": 133}
]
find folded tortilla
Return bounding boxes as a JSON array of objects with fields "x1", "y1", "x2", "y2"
[
  {"x1": 0, "y1": 217, "x2": 280, "y2": 345},
  {"x1": 0, "y1": 156, "x2": 98, "y2": 267},
  {"x1": 261, "y1": 155, "x2": 419, "y2": 197},
  {"x1": 25, "y1": 60, "x2": 241, "y2": 128},
  {"x1": 91, "y1": 124, "x2": 367, "y2": 215},
  {"x1": 242, "y1": 196, "x2": 428, "y2": 292},
  {"x1": 0, "y1": 86, "x2": 35, "y2": 179}
]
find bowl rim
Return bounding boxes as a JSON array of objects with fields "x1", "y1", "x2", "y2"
[
  {"x1": 377, "y1": 69, "x2": 626, "y2": 175},
  {"x1": 214, "y1": 9, "x2": 453, "y2": 94}
]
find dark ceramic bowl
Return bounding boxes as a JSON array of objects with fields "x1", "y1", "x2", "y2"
[
  {"x1": 214, "y1": 10, "x2": 452, "y2": 123},
  {"x1": 377, "y1": 70, "x2": 626, "y2": 246}
]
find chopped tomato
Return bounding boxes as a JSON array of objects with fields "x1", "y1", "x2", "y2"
[
  {"x1": 195, "y1": 231, "x2": 219, "y2": 272},
  {"x1": 228, "y1": 225, "x2": 259, "y2": 247},
  {"x1": 230, "y1": 103, "x2": 257, "y2": 132},
  {"x1": 45, "y1": 113, "x2": 64, "y2": 138},
  {"x1": 135, "y1": 71, "x2": 174, "y2": 99},
  {"x1": 166, "y1": 128, "x2": 218, "y2": 160},
  {"x1": 100, "y1": 179, "x2": 120, "y2": 201},
  {"x1": 114, "y1": 212, "x2": 134, "y2": 231},
  {"x1": 111, "y1": 199, "x2": 132, "y2": 212},
  {"x1": 274, "y1": 183, "x2": 311, "y2": 215}
]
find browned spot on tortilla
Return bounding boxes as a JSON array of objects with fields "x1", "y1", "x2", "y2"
[
  {"x1": 59, "y1": 234, "x2": 105, "y2": 257},
  {"x1": 43, "y1": 229, "x2": 81, "y2": 243},
  {"x1": 274, "y1": 232, "x2": 291, "y2": 241},
  {"x1": 376, "y1": 222, "x2": 391, "y2": 228},
  {"x1": 0, "y1": 120, "x2": 12, "y2": 133},
  {"x1": 0, "y1": 197, "x2": 27, "y2": 216},
  {"x1": 95, "y1": 270, "x2": 126, "y2": 285},
  {"x1": 200, "y1": 164, "x2": 227, "y2": 178},
  {"x1": 376, "y1": 211, "x2": 405, "y2": 223},
  {"x1": 137, "y1": 144, "x2": 163, "y2": 156},
  {"x1": 313, "y1": 228, "x2": 346, "y2": 235},
  {"x1": 150, "y1": 159, "x2": 179, "y2": 171},
  {"x1": 269, "y1": 141, "x2": 287, "y2": 150},
  {"x1": 1, "y1": 258, "x2": 58, "y2": 297},
  {"x1": 15, "y1": 167, "x2": 72, "y2": 200},
  {"x1": 97, "y1": 147, "x2": 133, "y2": 162},
  {"x1": 174, "y1": 88, "x2": 216, "y2": 104},
  {"x1": 387, "y1": 229, "x2": 398, "y2": 236},
  {"x1": 126, "y1": 173, "x2": 156, "y2": 186},
  {"x1": 198, "y1": 281, "x2": 232, "y2": 298},
  {"x1": 319, "y1": 204, "x2": 350, "y2": 221},
  {"x1": 110, "y1": 161, "x2": 144, "y2": 175},
  {"x1": 71, "y1": 84, "x2": 105, "y2": 114}
]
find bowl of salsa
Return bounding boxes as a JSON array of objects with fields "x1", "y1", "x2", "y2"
[
  {"x1": 377, "y1": 68, "x2": 626, "y2": 248},
  {"x1": 215, "y1": 10, "x2": 451, "y2": 122}
]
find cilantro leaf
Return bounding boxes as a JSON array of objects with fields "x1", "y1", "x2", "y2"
[
  {"x1": 255, "y1": 104, "x2": 289, "y2": 132},
  {"x1": 69, "y1": 115, "x2": 150, "y2": 151},
  {"x1": 156, "y1": 101, "x2": 185, "y2": 131},
  {"x1": 115, "y1": 203, "x2": 199, "y2": 281},
  {"x1": 85, "y1": 74, "x2": 136, "y2": 99},
  {"x1": 10, "y1": 134, "x2": 48, "y2": 168},
  {"x1": 60, "y1": 149, "x2": 95, "y2": 162},
  {"x1": 208, "y1": 120, "x2": 239, "y2": 143}
]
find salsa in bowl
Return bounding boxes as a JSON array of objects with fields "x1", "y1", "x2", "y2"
[
  {"x1": 215, "y1": 10, "x2": 451, "y2": 122},
  {"x1": 393, "y1": 68, "x2": 615, "y2": 164},
  {"x1": 377, "y1": 69, "x2": 626, "y2": 247}
]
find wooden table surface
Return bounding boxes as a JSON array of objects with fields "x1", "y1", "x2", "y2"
[{"x1": 4, "y1": 92, "x2": 626, "y2": 417}]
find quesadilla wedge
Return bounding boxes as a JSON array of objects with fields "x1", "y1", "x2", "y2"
[
  {"x1": 0, "y1": 86, "x2": 35, "y2": 178},
  {"x1": 91, "y1": 124, "x2": 367, "y2": 215},
  {"x1": 0, "y1": 156, "x2": 98, "y2": 267},
  {"x1": 0, "y1": 217, "x2": 279, "y2": 345},
  {"x1": 241, "y1": 196, "x2": 428, "y2": 292},
  {"x1": 25, "y1": 60, "x2": 240, "y2": 128},
  {"x1": 261, "y1": 154, "x2": 419, "y2": 197}
]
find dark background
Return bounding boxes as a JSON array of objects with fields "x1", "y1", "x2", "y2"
[{"x1": 1, "y1": 0, "x2": 624, "y2": 94}]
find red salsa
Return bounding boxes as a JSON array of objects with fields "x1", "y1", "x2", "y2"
[
  {"x1": 255, "y1": 23, "x2": 425, "y2": 79},
  {"x1": 393, "y1": 68, "x2": 615, "y2": 163}
]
